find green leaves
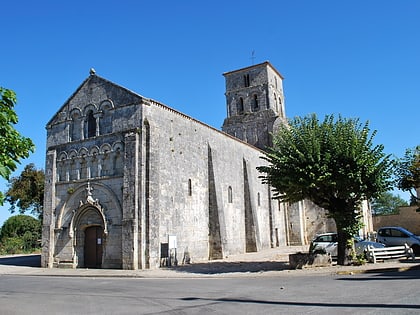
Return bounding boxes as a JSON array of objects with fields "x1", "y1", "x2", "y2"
[
  {"x1": 395, "y1": 145, "x2": 420, "y2": 201},
  {"x1": 5, "y1": 163, "x2": 44, "y2": 219},
  {"x1": 371, "y1": 191, "x2": 408, "y2": 215},
  {"x1": 260, "y1": 114, "x2": 393, "y2": 205},
  {"x1": 0, "y1": 214, "x2": 41, "y2": 254},
  {"x1": 0, "y1": 87, "x2": 35, "y2": 182},
  {"x1": 258, "y1": 113, "x2": 394, "y2": 265}
]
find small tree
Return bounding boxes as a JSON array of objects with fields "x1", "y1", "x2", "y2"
[
  {"x1": 258, "y1": 114, "x2": 394, "y2": 265},
  {"x1": 5, "y1": 163, "x2": 45, "y2": 219},
  {"x1": 395, "y1": 145, "x2": 420, "y2": 204},
  {"x1": 0, "y1": 87, "x2": 35, "y2": 204},
  {"x1": 370, "y1": 192, "x2": 408, "y2": 215}
]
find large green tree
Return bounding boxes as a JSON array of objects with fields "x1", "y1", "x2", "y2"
[
  {"x1": 0, "y1": 214, "x2": 41, "y2": 253},
  {"x1": 0, "y1": 87, "x2": 35, "y2": 204},
  {"x1": 395, "y1": 145, "x2": 420, "y2": 204},
  {"x1": 370, "y1": 191, "x2": 408, "y2": 215},
  {"x1": 5, "y1": 163, "x2": 45, "y2": 219},
  {"x1": 258, "y1": 114, "x2": 394, "y2": 265}
]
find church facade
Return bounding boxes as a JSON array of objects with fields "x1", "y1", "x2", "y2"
[{"x1": 41, "y1": 62, "x2": 340, "y2": 270}]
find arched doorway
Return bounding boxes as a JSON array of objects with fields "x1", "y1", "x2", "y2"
[
  {"x1": 71, "y1": 205, "x2": 107, "y2": 268},
  {"x1": 84, "y1": 226, "x2": 104, "y2": 268}
]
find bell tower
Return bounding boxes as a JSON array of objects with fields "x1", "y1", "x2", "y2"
[{"x1": 222, "y1": 61, "x2": 286, "y2": 150}]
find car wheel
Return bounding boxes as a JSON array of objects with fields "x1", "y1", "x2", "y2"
[{"x1": 411, "y1": 244, "x2": 420, "y2": 257}]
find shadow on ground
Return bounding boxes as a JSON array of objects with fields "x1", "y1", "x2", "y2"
[
  {"x1": 171, "y1": 261, "x2": 290, "y2": 274},
  {"x1": 0, "y1": 254, "x2": 41, "y2": 267},
  {"x1": 337, "y1": 260, "x2": 420, "y2": 280}
]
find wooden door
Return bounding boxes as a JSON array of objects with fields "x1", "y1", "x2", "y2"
[{"x1": 84, "y1": 226, "x2": 103, "y2": 268}]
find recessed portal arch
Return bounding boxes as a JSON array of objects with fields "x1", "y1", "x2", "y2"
[{"x1": 71, "y1": 205, "x2": 107, "y2": 268}]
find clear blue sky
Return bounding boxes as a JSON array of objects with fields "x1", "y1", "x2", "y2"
[{"x1": 1, "y1": 0, "x2": 419, "y2": 226}]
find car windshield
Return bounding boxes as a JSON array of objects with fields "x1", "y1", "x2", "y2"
[{"x1": 315, "y1": 234, "x2": 337, "y2": 242}]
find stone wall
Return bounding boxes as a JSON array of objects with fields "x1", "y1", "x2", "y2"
[
  {"x1": 286, "y1": 200, "x2": 336, "y2": 245},
  {"x1": 43, "y1": 74, "x2": 144, "y2": 269},
  {"x1": 43, "y1": 73, "x2": 289, "y2": 270},
  {"x1": 373, "y1": 206, "x2": 420, "y2": 235},
  {"x1": 43, "y1": 67, "x2": 358, "y2": 270},
  {"x1": 142, "y1": 100, "x2": 286, "y2": 267}
]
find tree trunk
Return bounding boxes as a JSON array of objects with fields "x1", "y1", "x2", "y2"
[
  {"x1": 336, "y1": 228, "x2": 351, "y2": 265},
  {"x1": 329, "y1": 201, "x2": 359, "y2": 266}
]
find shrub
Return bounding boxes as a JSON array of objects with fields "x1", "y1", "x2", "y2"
[
  {"x1": 0, "y1": 215, "x2": 41, "y2": 254},
  {"x1": 0, "y1": 237, "x2": 25, "y2": 255}
]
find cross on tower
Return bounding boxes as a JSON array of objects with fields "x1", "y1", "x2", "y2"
[{"x1": 250, "y1": 51, "x2": 256, "y2": 65}]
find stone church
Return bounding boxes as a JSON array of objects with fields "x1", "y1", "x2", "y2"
[{"x1": 42, "y1": 61, "x2": 360, "y2": 270}]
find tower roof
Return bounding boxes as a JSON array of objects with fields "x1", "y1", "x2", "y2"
[{"x1": 223, "y1": 61, "x2": 284, "y2": 79}]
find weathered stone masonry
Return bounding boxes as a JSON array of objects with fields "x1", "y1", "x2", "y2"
[{"x1": 42, "y1": 62, "x2": 339, "y2": 270}]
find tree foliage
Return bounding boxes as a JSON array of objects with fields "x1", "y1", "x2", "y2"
[
  {"x1": 258, "y1": 114, "x2": 394, "y2": 265},
  {"x1": 395, "y1": 145, "x2": 420, "y2": 202},
  {"x1": 0, "y1": 87, "x2": 35, "y2": 204},
  {"x1": 0, "y1": 215, "x2": 41, "y2": 254},
  {"x1": 370, "y1": 191, "x2": 408, "y2": 215},
  {"x1": 5, "y1": 163, "x2": 45, "y2": 219}
]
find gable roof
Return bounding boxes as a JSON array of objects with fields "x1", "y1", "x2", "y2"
[{"x1": 46, "y1": 72, "x2": 144, "y2": 127}]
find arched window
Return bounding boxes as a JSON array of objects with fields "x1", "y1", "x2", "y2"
[
  {"x1": 228, "y1": 186, "x2": 233, "y2": 203},
  {"x1": 100, "y1": 100, "x2": 113, "y2": 135},
  {"x1": 237, "y1": 97, "x2": 244, "y2": 114},
  {"x1": 87, "y1": 110, "x2": 96, "y2": 138},
  {"x1": 252, "y1": 94, "x2": 259, "y2": 111},
  {"x1": 188, "y1": 179, "x2": 192, "y2": 196},
  {"x1": 70, "y1": 111, "x2": 82, "y2": 141}
]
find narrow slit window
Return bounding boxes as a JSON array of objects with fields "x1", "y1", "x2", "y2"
[
  {"x1": 238, "y1": 97, "x2": 244, "y2": 114},
  {"x1": 252, "y1": 94, "x2": 259, "y2": 111},
  {"x1": 228, "y1": 186, "x2": 233, "y2": 203},
  {"x1": 243, "y1": 74, "x2": 250, "y2": 87},
  {"x1": 188, "y1": 179, "x2": 192, "y2": 196},
  {"x1": 274, "y1": 93, "x2": 277, "y2": 111}
]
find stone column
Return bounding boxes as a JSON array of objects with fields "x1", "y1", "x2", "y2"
[
  {"x1": 94, "y1": 112, "x2": 103, "y2": 136},
  {"x1": 122, "y1": 131, "x2": 140, "y2": 269},
  {"x1": 97, "y1": 155, "x2": 104, "y2": 177},
  {"x1": 41, "y1": 150, "x2": 57, "y2": 268},
  {"x1": 80, "y1": 118, "x2": 85, "y2": 140}
]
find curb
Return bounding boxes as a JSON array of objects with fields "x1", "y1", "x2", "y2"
[
  {"x1": 3, "y1": 263, "x2": 420, "y2": 279},
  {"x1": 335, "y1": 264, "x2": 420, "y2": 275}
]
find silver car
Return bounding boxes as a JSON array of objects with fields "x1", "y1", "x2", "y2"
[
  {"x1": 310, "y1": 233, "x2": 385, "y2": 258},
  {"x1": 377, "y1": 227, "x2": 420, "y2": 256}
]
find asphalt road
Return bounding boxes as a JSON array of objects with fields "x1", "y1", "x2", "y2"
[
  {"x1": 1, "y1": 268, "x2": 419, "y2": 314},
  {"x1": 0, "y1": 254, "x2": 40, "y2": 267}
]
